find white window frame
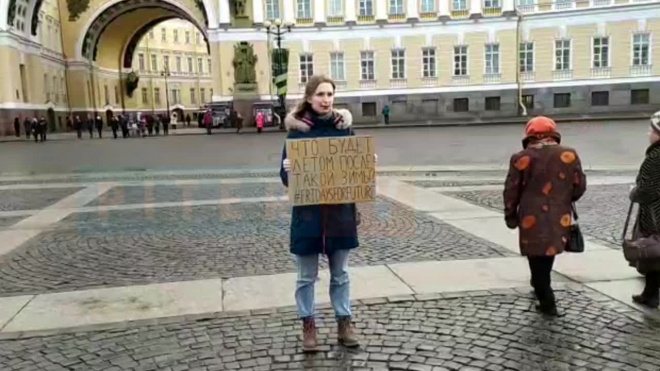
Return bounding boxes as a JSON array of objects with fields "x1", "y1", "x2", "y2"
[
  {"x1": 185, "y1": 31, "x2": 190, "y2": 44},
  {"x1": 265, "y1": 0, "x2": 280, "y2": 20},
  {"x1": 330, "y1": 52, "x2": 346, "y2": 81},
  {"x1": 297, "y1": 0, "x2": 312, "y2": 18},
  {"x1": 484, "y1": 0, "x2": 501, "y2": 8},
  {"x1": 190, "y1": 88, "x2": 196, "y2": 105},
  {"x1": 188, "y1": 57, "x2": 193, "y2": 73},
  {"x1": 592, "y1": 36, "x2": 610, "y2": 68},
  {"x1": 141, "y1": 87, "x2": 148, "y2": 104},
  {"x1": 389, "y1": 0, "x2": 404, "y2": 14},
  {"x1": 517, "y1": 0, "x2": 534, "y2": 5},
  {"x1": 154, "y1": 88, "x2": 161, "y2": 104},
  {"x1": 163, "y1": 55, "x2": 170, "y2": 72},
  {"x1": 208, "y1": 59, "x2": 212, "y2": 74},
  {"x1": 151, "y1": 55, "x2": 157, "y2": 72},
  {"x1": 453, "y1": 45, "x2": 469, "y2": 76},
  {"x1": 328, "y1": 0, "x2": 343, "y2": 16},
  {"x1": 520, "y1": 42, "x2": 534, "y2": 72},
  {"x1": 485, "y1": 44, "x2": 500, "y2": 74},
  {"x1": 359, "y1": 0, "x2": 374, "y2": 16},
  {"x1": 554, "y1": 39, "x2": 571, "y2": 71},
  {"x1": 198, "y1": 58, "x2": 204, "y2": 74},
  {"x1": 300, "y1": 54, "x2": 314, "y2": 83},
  {"x1": 421, "y1": 0, "x2": 436, "y2": 12},
  {"x1": 422, "y1": 47, "x2": 437, "y2": 78},
  {"x1": 391, "y1": 49, "x2": 406, "y2": 79},
  {"x1": 360, "y1": 51, "x2": 375, "y2": 80},
  {"x1": 632, "y1": 33, "x2": 652, "y2": 66},
  {"x1": 176, "y1": 56, "x2": 182, "y2": 73},
  {"x1": 138, "y1": 53, "x2": 145, "y2": 70},
  {"x1": 453, "y1": 0, "x2": 467, "y2": 10},
  {"x1": 173, "y1": 29, "x2": 179, "y2": 43}
]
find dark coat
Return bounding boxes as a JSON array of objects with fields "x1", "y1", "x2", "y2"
[
  {"x1": 630, "y1": 141, "x2": 660, "y2": 272},
  {"x1": 503, "y1": 140, "x2": 587, "y2": 257},
  {"x1": 279, "y1": 110, "x2": 358, "y2": 256}
]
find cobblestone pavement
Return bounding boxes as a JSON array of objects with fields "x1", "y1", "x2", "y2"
[
  {"x1": 1, "y1": 289, "x2": 659, "y2": 371},
  {"x1": 0, "y1": 216, "x2": 25, "y2": 230},
  {"x1": 0, "y1": 197, "x2": 511, "y2": 296},
  {"x1": 88, "y1": 183, "x2": 287, "y2": 206},
  {"x1": 407, "y1": 180, "x2": 505, "y2": 188},
  {"x1": 445, "y1": 184, "x2": 633, "y2": 246},
  {"x1": 0, "y1": 188, "x2": 82, "y2": 211}
]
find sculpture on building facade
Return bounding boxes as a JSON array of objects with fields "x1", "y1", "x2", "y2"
[
  {"x1": 233, "y1": 42, "x2": 258, "y2": 85},
  {"x1": 67, "y1": 0, "x2": 90, "y2": 21},
  {"x1": 231, "y1": 0, "x2": 247, "y2": 17}
]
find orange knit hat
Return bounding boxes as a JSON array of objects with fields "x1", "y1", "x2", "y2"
[{"x1": 522, "y1": 116, "x2": 561, "y2": 148}]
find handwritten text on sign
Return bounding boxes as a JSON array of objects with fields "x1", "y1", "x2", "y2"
[{"x1": 286, "y1": 136, "x2": 376, "y2": 206}]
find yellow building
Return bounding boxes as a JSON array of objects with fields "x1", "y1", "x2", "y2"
[{"x1": 0, "y1": 0, "x2": 658, "y2": 133}]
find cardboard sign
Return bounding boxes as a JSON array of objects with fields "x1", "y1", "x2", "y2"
[{"x1": 286, "y1": 136, "x2": 376, "y2": 206}]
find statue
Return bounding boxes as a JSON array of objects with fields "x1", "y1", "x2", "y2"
[
  {"x1": 232, "y1": 0, "x2": 247, "y2": 17},
  {"x1": 233, "y1": 42, "x2": 258, "y2": 85}
]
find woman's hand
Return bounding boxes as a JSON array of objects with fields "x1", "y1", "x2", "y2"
[{"x1": 283, "y1": 158, "x2": 291, "y2": 172}]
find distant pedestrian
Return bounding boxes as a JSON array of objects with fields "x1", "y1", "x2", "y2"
[
  {"x1": 87, "y1": 116, "x2": 94, "y2": 138},
  {"x1": 256, "y1": 112, "x2": 265, "y2": 134},
  {"x1": 503, "y1": 116, "x2": 587, "y2": 317},
  {"x1": 66, "y1": 116, "x2": 72, "y2": 132},
  {"x1": 146, "y1": 115, "x2": 154, "y2": 135},
  {"x1": 13, "y1": 117, "x2": 20, "y2": 137},
  {"x1": 110, "y1": 116, "x2": 119, "y2": 139},
  {"x1": 154, "y1": 117, "x2": 160, "y2": 135},
  {"x1": 381, "y1": 105, "x2": 390, "y2": 125},
  {"x1": 23, "y1": 118, "x2": 30, "y2": 139},
  {"x1": 74, "y1": 116, "x2": 83, "y2": 139},
  {"x1": 162, "y1": 115, "x2": 170, "y2": 135},
  {"x1": 186, "y1": 114, "x2": 192, "y2": 127},
  {"x1": 120, "y1": 116, "x2": 128, "y2": 138},
  {"x1": 31, "y1": 118, "x2": 40, "y2": 143},
  {"x1": 204, "y1": 110, "x2": 213, "y2": 135},
  {"x1": 95, "y1": 116, "x2": 103, "y2": 138},
  {"x1": 39, "y1": 117, "x2": 47, "y2": 142}
]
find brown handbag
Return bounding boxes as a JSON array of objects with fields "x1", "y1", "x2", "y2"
[{"x1": 622, "y1": 202, "x2": 660, "y2": 262}]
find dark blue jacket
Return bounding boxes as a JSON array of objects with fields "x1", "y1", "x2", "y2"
[{"x1": 280, "y1": 111, "x2": 359, "y2": 256}]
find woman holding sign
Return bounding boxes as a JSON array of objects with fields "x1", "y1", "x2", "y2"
[{"x1": 280, "y1": 75, "x2": 363, "y2": 352}]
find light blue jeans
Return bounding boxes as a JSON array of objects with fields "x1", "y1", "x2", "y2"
[{"x1": 295, "y1": 249, "x2": 351, "y2": 319}]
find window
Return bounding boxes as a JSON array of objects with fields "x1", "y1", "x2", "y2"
[
  {"x1": 421, "y1": 0, "x2": 435, "y2": 12},
  {"x1": 555, "y1": 40, "x2": 571, "y2": 71},
  {"x1": 163, "y1": 55, "x2": 170, "y2": 72},
  {"x1": 154, "y1": 88, "x2": 161, "y2": 104},
  {"x1": 633, "y1": 33, "x2": 650, "y2": 66},
  {"x1": 454, "y1": 98, "x2": 469, "y2": 112},
  {"x1": 591, "y1": 91, "x2": 609, "y2": 106},
  {"x1": 359, "y1": 0, "x2": 373, "y2": 16},
  {"x1": 201, "y1": 88, "x2": 206, "y2": 103},
  {"x1": 297, "y1": 0, "x2": 311, "y2": 18},
  {"x1": 484, "y1": 0, "x2": 500, "y2": 8},
  {"x1": 593, "y1": 37, "x2": 609, "y2": 68},
  {"x1": 362, "y1": 102, "x2": 377, "y2": 116},
  {"x1": 114, "y1": 86, "x2": 119, "y2": 105},
  {"x1": 391, "y1": 49, "x2": 405, "y2": 79},
  {"x1": 151, "y1": 55, "x2": 157, "y2": 71},
  {"x1": 188, "y1": 57, "x2": 193, "y2": 73},
  {"x1": 53, "y1": 76, "x2": 58, "y2": 103},
  {"x1": 453, "y1": 0, "x2": 467, "y2": 10},
  {"x1": 198, "y1": 58, "x2": 204, "y2": 74},
  {"x1": 138, "y1": 53, "x2": 145, "y2": 70},
  {"x1": 300, "y1": 54, "x2": 314, "y2": 83},
  {"x1": 485, "y1": 44, "x2": 500, "y2": 74},
  {"x1": 522, "y1": 95, "x2": 534, "y2": 110},
  {"x1": 330, "y1": 52, "x2": 345, "y2": 81},
  {"x1": 161, "y1": 28, "x2": 166, "y2": 42},
  {"x1": 631, "y1": 89, "x2": 650, "y2": 105},
  {"x1": 389, "y1": 0, "x2": 404, "y2": 14},
  {"x1": 141, "y1": 87, "x2": 148, "y2": 104},
  {"x1": 266, "y1": 0, "x2": 280, "y2": 19},
  {"x1": 329, "y1": 0, "x2": 343, "y2": 16},
  {"x1": 485, "y1": 97, "x2": 501, "y2": 111},
  {"x1": 210, "y1": 88, "x2": 213, "y2": 98},
  {"x1": 190, "y1": 88, "x2": 196, "y2": 105},
  {"x1": 518, "y1": 0, "x2": 533, "y2": 4},
  {"x1": 173, "y1": 30, "x2": 179, "y2": 43},
  {"x1": 104, "y1": 85, "x2": 109, "y2": 105},
  {"x1": 196, "y1": 32, "x2": 201, "y2": 44},
  {"x1": 520, "y1": 42, "x2": 534, "y2": 72},
  {"x1": 149, "y1": 30, "x2": 154, "y2": 39},
  {"x1": 176, "y1": 56, "x2": 182, "y2": 73},
  {"x1": 361, "y1": 51, "x2": 375, "y2": 80},
  {"x1": 171, "y1": 89, "x2": 180, "y2": 104},
  {"x1": 208, "y1": 59, "x2": 212, "y2": 75},
  {"x1": 454, "y1": 46, "x2": 468, "y2": 76},
  {"x1": 185, "y1": 31, "x2": 190, "y2": 44},
  {"x1": 554, "y1": 93, "x2": 571, "y2": 108},
  {"x1": 422, "y1": 48, "x2": 436, "y2": 78}
]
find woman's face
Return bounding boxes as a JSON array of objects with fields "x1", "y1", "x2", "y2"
[
  {"x1": 307, "y1": 82, "x2": 334, "y2": 115},
  {"x1": 649, "y1": 127, "x2": 660, "y2": 145}
]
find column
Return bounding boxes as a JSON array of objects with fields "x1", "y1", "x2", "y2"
[
  {"x1": 376, "y1": 0, "x2": 388, "y2": 22},
  {"x1": 314, "y1": 0, "x2": 326, "y2": 25},
  {"x1": 438, "y1": 0, "x2": 450, "y2": 19},
  {"x1": 253, "y1": 0, "x2": 265, "y2": 25},
  {"x1": 502, "y1": 0, "x2": 515, "y2": 14},
  {"x1": 407, "y1": 0, "x2": 419, "y2": 21},
  {"x1": 346, "y1": 0, "x2": 357, "y2": 24},
  {"x1": 283, "y1": 0, "x2": 295, "y2": 23},
  {"x1": 470, "y1": 0, "x2": 483, "y2": 18},
  {"x1": 219, "y1": 0, "x2": 231, "y2": 25}
]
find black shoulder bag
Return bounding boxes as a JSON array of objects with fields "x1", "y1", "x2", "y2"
[{"x1": 566, "y1": 203, "x2": 585, "y2": 253}]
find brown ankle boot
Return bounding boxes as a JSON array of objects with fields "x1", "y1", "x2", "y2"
[
  {"x1": 337, "y1": 317, "x2": 359, "y2": 348},
  {"x1": 301, "y1": 317, "x2": 318, "y2": 352}
]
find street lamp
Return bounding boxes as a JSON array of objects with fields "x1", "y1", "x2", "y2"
[
  {"x1": 161, "y1": 69, "x2": 171, "y2": 119},
  {"x1": 264, "y1": 19, "x2": 293, "y2": 127}
]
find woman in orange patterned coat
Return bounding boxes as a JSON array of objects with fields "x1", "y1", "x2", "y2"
[{"x1": 503, "y1": 116, "x2": 587, "y2": 316}]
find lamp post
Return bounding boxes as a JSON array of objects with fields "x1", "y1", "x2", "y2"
[
  {"x1": 161, "y1": 69, "x2": 171, "y2": 119},
  {"x1": 263, "y1": 19, "x2": 293, "y2": 127}
]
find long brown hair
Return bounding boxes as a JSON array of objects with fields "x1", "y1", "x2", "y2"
[{"x1": 292, "y1": 75, "x2": 336, "y2": 118}]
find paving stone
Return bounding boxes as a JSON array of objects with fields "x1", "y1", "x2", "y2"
[{"x1": 0, "y1": 187, "x2": 83, "y2": 211}]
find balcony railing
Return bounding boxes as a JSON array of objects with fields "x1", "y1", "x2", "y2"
[
  {"x1": 553, "y1": 69, "x2": 573, "y2": 80},
  {"x1": 327, "y1": 16, "x2": 345, "y2": 24},
  {"x1": 296, "y1": 17, "x2": 313, "y2": 25},
  {"x1": 390, "y1": 78, "x2": 407, "y2": 88},
  {"x1": 592, "y1": 0, "x2": 611, "y2": 6},
  {"x1": 360, "y1": 80, "x2": 377, "y2": 89},
  {"x1": 452, "y1": 75, "x2": 470, "y2": 84},
  {"x1": 388, "y1": 13, "x2": 406, "y2": 21},
  {"x1": 554, "y1": 0, "x2": 575, "y2": 10},
  {"x1": 451, "y1": 9, "x2": 470, "y2": 18},
  {"x1": 591, "y1": 67, "x2": 611, "y2": 79},
  {"x1": 520, "y1": 71, "x2": 535, "y2": 82},
  {"x1": 483, "y1": 7, "x2": 502, "y2": 16},
  {"x1": 422, "y1": 76, "x2": 438, "y2": 86},
  {"x1": 516, "y1": 4, "x2": 536, "y2": 13},
  {"x1": 631, "y1": 64, "x2": 652, "y2": 76},
  {"x1": 483, "y1": 73, "x2": 501, "y2": 83},
  {"x1": 420, "y1": 12, "x2": 437, "y2": 19},
  {"x1": 334, "y1": 80, "x2": 347, "y2": 90},
  {"x1": 357, "y1": 14, "x2": 375, "y2": 22}
]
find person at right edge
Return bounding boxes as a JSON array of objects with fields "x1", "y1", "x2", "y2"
[
  {"x1": 503, "y1": 116, "x2": 587, "y2": 317},
  {"x1": 628, "y1": 111, "x2": 660, "y2": 309},
  {"x1": 280, "y1": 75, "x2": 360, "y2": 353}
]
